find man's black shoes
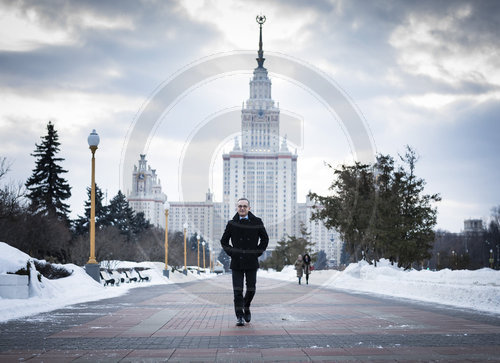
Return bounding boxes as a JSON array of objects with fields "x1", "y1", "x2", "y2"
[
  {"x1": 244, "y1": 308, "x2": 251, "y2": 323},
  {"x1": 236, "y1": 317, "x2": 245, "y2": 326}
]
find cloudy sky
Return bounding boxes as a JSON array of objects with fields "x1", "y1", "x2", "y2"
[{"x1": 0, "y1": 0, "x2": 498, "y2": 232}]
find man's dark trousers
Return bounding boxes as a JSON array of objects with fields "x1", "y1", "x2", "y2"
[{"x1": 232, "y1": 268, "x2": 257, "y2": 318}]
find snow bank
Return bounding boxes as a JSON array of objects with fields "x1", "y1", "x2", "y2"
[
  {"x1": 260, "y1": 259, "x2": 500, "y2": 315},
  {"x1": 259, "y1": 265, "x2": 297, "y2": 282},
  {"x1": 0, "y1": 242, "x2": 31, "y2": 274},
  {"x1": 0, "y1": 242, "x2": 215, "y2": 322}
]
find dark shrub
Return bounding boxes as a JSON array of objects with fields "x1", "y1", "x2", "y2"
[{"x1": 33, "y1": 260, "x2": 72, "y2": 279}]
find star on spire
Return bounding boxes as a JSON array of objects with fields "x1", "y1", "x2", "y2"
[{"x1": 256, "y1": 15, "x2": 266, "y2": 68}]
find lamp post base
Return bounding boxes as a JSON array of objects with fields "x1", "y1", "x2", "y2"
[
  {"x1": 85, "y1": 263, "x2": 100, "y2": 283},
  {"x1": 163, "y1": 269, "x2": 169, "y2": 278},
  {"x1": 183, "y1": 269, "x2": 188, "y2": 275}
]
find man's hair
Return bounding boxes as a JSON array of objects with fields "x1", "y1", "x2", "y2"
[{"x1": 237, "y1": 197, "x2": 250, "y2": 206}]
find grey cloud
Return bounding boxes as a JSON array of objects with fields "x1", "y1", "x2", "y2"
[
  {"x1": 0, "y1": 0, "x2": 218, "y2": 95},
  {"x1": 3, "y1": 0, "x2": 497, "y2": 100},
  {"x1": 385, "y1": 1, "x2": 500, "y2": 89},
  {"x1": 260, "y1": 0, "x2": 500, "y2": 96},
  {"x1": 419, "y1": 99, "x2": 500, "y2": 202}
]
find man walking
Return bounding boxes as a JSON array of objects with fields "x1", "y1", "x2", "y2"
[{"x1": 221, "y1": 198, "x2": 269, "y2": 326}]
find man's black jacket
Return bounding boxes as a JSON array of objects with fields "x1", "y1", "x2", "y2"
[{"x1": 220, "y1": 211, "x2": 269, "y2": 270}]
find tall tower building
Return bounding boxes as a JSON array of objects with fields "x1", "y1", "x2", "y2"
[
  {"x1": 222, "y1": 17, "x2": 298, "y2": 249},
  {"x1": 139, "y1": 17, "x2": 342, "y2": 267},
  {"x1": 128, "y1": 155, "x2": 167, "y2": 228}
]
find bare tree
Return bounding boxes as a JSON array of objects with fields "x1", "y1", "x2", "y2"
[
  {"x1": 0, "y1": 157, "x2": 25, "y2": 219},
  {"x1": 0, "y1": 157, "x2": 10, "y2": 179}
]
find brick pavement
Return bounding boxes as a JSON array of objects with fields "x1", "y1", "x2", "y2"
[{"x1": 0, "y1": 274, "x2": 499, "y2": 362}]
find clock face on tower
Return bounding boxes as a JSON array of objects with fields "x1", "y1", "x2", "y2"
[{"x1": 138, "y1": 173, "x2": 144, "y2": 180}]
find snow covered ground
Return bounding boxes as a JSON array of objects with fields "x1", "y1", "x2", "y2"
[
  {"x1": 259, "y1": 260, "x2": 500, "y2": 315},
  {"x1": 0, "y1": 242, "x2": 213, "y2": 322},
  {"x1": 1, "y1": 241, "x2": 499, "y2": 323}
]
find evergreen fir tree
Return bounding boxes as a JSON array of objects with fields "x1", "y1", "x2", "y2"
[
  {"x1": 73, "y1": 184, "x2": 109, "y2": 235},
  {"x1": 132, "y1": 211, "x2": 151, "y2": 235},
  {"x1": 339, "y1": 243, "x2": 350, "y2": 266},
  {"x1": 260, "y1": 226, "x2": 314, "y2": 271},
  {"x1": 309, "y1": 145, "x2": 440, "y2": 268},
  {"x1": 25, "y1": 121, "x2": 72, "y2": 222},
  {"x1": 108, "y1": 190, "x2": 135, "y2": 239},
  {"x1": 308, "y1": 162, "x2": 375, "y2": 262},
  {"x1": 395, "y1": 146, "x2": 441, "y2": 269},
  {"x1": 371, "y1": 154, "x2": 403, "y2": 265},
  {"x1": 314, "y1": 250, "x2": 328, "y2": 270}
]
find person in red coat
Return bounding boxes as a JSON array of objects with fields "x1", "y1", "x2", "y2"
[{"x1": 221, "y1": 198, "x2": 269, "y2": 326}]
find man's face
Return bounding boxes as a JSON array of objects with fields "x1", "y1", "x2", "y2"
[{"x1": 237, "y1": 200, "x2": 250, "y2": 217}]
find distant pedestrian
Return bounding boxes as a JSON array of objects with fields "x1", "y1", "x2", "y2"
[
  {"x1": 303, "y1": 252, "x2": 311, "y2": 284},
  {"x1": 221, "y1": 198, "x2": 269, "y2": 327},
  {"x1": 294, "y1": 254, "x2": 304, "y2": 285}
]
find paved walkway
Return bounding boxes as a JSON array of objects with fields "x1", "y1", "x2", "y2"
[{"x1": 0, "y1": 274, "x2": 499, "y2": 362}]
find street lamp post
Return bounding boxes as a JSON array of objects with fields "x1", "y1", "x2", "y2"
[
  {"x1": 183, "y1": 222, "x2": 188, "y2": 275},
  {"x1": 497, "y1": 245, "x2": 499, "y2": 270},
  {"x1": 484, "y1": 240, "x2": 490, "y2": 267},
  {"x1": 197, "y1": 234, "x2": 200, "y2": 275},
  {"x1": 209, "y1": 246, "x2": 213, "y2": 272},
  {"x1": 202, "y1": 241, "x2": 206, "y2": 270},
  {"x1": 85, "y1": 129, "x2": 100, "y2": 282},
  {"x1": 163, "y1": 202, "x2": 170, "y2": 278},
  {"x1": 489, "y1": 249, "x2": 494, "y2": 269}
]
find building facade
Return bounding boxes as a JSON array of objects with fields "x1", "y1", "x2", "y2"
[
  {"x1": 130, "y1": 21, "x2": 342, "y2": 266},
  {"x1": 168, "y1": 190, "x2": 215, "y2": 243},
  {"x1": 463, "y1": 219, "x2": 484, "y2": 233},
  {"x1": 220, "y1": 30, "x2": 298, "y2": 249},
  {"x1": 127, "y1": 154, "x2": 167, "y2": 229}
]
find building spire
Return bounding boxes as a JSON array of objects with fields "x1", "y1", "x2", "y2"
[{"x1": 256, "y1": 15, "x2": 266, "y2": 68}]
